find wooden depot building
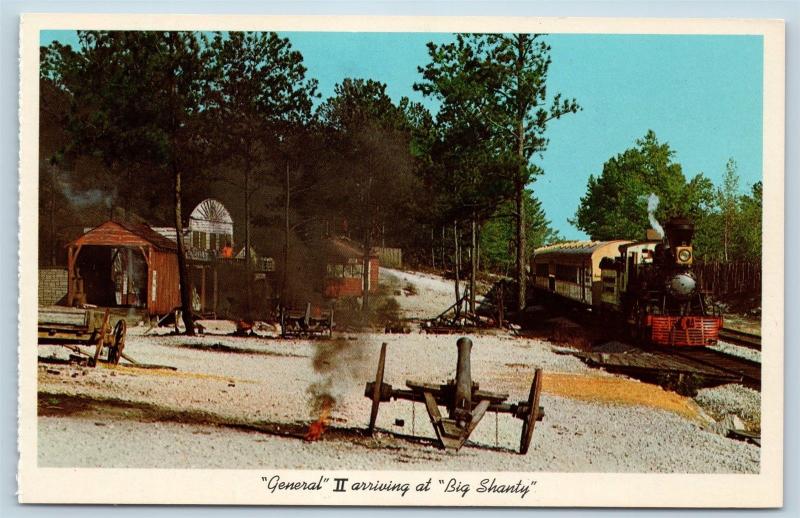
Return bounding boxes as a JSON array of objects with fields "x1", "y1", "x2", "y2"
[{"x1": 66, "y1": 220, "x2": 180, "y2": 316}]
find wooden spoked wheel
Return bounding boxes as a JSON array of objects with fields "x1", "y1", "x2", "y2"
[
  {"x1": 93, "y1": 310, "x2": 111, "y2": 365},
  {"x1": 108, "y1": 319, "x2": 126, "y2": 365},
  {"x1": 368, "y1": 342, "x2": 387, "y2": 435},
  {"x1": 519, "y1": 368, "x2": 543, "y2": 455}
]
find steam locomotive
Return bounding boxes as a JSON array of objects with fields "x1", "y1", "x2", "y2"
[{"x1": 531, "y1": 216, "x2": 722, "y2": 347}]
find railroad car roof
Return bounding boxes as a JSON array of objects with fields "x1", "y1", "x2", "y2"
[{"x1": 533, "y1": 240, "x2": 631, "y2": 257}]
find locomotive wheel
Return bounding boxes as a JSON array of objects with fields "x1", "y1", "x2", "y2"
[
  {"x1": 519, "y1": 368, "x2": 543, "y2": 455},
  {"x1": 108, "y1": 319, "x2": 126, "y2": 365},
  {"x1": 368, "y1": 342, "x2": 388, "y2": 435}
]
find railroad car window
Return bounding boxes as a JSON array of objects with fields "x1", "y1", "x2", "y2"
[{"x1": 555, "y1": 264, "x2": 578, "y2": 282}]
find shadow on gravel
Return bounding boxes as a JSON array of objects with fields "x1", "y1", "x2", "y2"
[
  {"x1": 174, "y1": 342, "x2": 309, "y2": 358},
  {"x1": 38, "y1": 392, "x2": 517, "y2": 456}
]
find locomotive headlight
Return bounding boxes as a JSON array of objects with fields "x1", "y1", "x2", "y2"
[
  {"x1": 676, "y1": 246, "x2": 693, "y2": 265},
  {"x1": 669, "y1": 273, "x2": 697, "y2": 299}
]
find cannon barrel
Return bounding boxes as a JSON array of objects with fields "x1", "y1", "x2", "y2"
[{"x1": 452, "y1": 337, "x2": 473, "y2": 424}]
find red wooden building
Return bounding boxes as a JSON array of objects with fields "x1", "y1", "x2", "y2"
[
  {"x1": 66, "y1": 221, "x2": 180, "y2": 316},
  {"x1": 322, "y1": 236, "x2": 379, "y2": 298}
]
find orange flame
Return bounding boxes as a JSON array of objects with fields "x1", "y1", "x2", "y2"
[{"x1": 304, "y1": 399, "x2": 332, "y2": 441}]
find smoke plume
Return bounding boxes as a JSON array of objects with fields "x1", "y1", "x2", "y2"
[
  {"x1": 647, "y1": 193, "x2": 664, "y2": 239},
  {"x1": 306, "y1": 338, "x2": 371, "y2": 420},
  {"x1": 57, "y1": 175, "x2": 114, "y2": 209}
]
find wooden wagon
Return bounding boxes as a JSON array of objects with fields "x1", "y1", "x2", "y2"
[
  {"x1": 280, "y1": 303, "x2": 334, "y2": 338},
  {"x1": 38, "y1": 307, "x2": 127, "y2": 366}
]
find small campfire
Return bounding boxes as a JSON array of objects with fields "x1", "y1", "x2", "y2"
[{"x1": 304, "y1": 395, "x2": 334, "y2": 441}]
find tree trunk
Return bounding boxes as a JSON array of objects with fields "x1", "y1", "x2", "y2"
[
  {"x1": 168, "y1": 32, "x2": 194, "y2": 335},
  {"x1": 441, "y1": 225, "x2": 446, "y2": 270},
  {"x1": 282, "y1": 159, "x2": 290, "y2": 307},
  {"x1": 515, "y1": 176, "x2": 526, "y2": 312},
  {"x1": 475, "y1": 223, "x2": 481, "y2": 273},
  {"x1": 173, "y1": 162, "x2": 195, "y2": 335},
  {"x1": 469, "y1": 215, "x2": 477, "y2": 315},
  {"x1": 49, "y1": 164, "x2": 56, "y2": 266},
  {"x1": 362, "y1": 229, "x2": 372, "y2": 312},
  {"x1": 431, "y1": 226, "x2": 436, "y2": 269},
  {"x1": 361, "y1": 172, "x2": 374, "y2": 313},
  {"x1": 514, "y1": 34, "x2": 528, "y2": 312},
  {"x1": 453, "y1": 220, "x2": 461, "y2": 319},
  {"x1": 244, "y1": 153, "x2": 253, "y2": 315}
]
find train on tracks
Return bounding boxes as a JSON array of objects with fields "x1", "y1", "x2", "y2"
[{"x1": 532, "y1": 216, "x2": 722, "y2": 347}]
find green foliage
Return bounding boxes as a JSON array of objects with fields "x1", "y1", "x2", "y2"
[
  {"x1": 480, "y1": 190, "x2": 561, "y2": 274},
  {"x1": 571, "y1": 130, "x2": 715, "y2": 241},
  {"x1": 41, "y1": 31, "x2": 214, "y2": 222},
  {"x1": 416, "y1": 34, "x2": 580, "y2": 309},
  {"x1": 416, "y1": 34, "x2": 580, "y2": 184},
  {"x1": 203, "y1": 32, "x2": 319, "y2": 265},
  {"x1": 314, "y1": 78, "x2": 423, "y2": 241},
  {"x1": 694, "y1": 160, "x2": 762, "y2": 261}
]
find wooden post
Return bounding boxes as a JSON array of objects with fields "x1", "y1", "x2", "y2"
[
  {"x1": 498, "y1": 281, "x2": 505, "y2": 328},
  {"x1": 470, "y1": 216, "x2": 477, "y2": 315},
  {"x1": 200, "y1": 266, "x2": 206, "y2": 314},
  {"x1": 212, "y1": 266, "x2": 218, "y2": 314},
  {"x1": 453, "y1": 221, "x2": 461, "y2": 319},
  {"x1": 66, "y1": 246, "x2": 75, "y2": 306}
]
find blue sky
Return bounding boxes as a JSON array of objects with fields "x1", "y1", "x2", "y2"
[{"x1": 40, "y1": 30, "x2": 763, "y2": 240}]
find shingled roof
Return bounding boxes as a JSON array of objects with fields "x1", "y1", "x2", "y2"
[{"x1": 69, "y1": 220, "x2": 178, "y2": 252}]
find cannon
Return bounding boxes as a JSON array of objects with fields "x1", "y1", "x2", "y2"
[{"x1": 364, "y1": 337, "x2": 544, "y2": 454}]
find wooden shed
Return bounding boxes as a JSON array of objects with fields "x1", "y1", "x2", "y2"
[
  {"x1": 66, "y1": 221, "x2": 180, "y2": 316},
  {"x1": 322, "y1": 236, "x2": 379, "y2": 299}
]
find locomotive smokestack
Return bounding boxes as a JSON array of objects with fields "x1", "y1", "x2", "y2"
[
  {"x1": 665, "y1": 216, "x2": 695, "y2": 248},
  {"x1": 647, "y1": 193, "x2": 665, "y2": 240}
]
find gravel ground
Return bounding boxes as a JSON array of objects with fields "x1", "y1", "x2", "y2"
[
  {"x1": 694, "y1": 384, "x2": 762, "y2": 430},
  {"x1": 710, "y1": 341, "x2": 761, "y2": 363},
  {"x1": 36, "y1": 269, "x2": 761, "y2": 473}
]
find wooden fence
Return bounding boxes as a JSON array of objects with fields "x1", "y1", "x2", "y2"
[
  {"x1": 375, "y1": 247, "x2": 402, "y2": 269},
  {"x1": 695, "y1": 261, "x2": 761, "y2": 296}
]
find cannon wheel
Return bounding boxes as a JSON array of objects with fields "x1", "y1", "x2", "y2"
[
  {"x1": 108, "y1": 319, "x2": 126, "y2": 365},
  {"x1": 368, "y1": 342, "x2": 388, "y2": 435},
  {"x1": 519, "y1": 368, "x2": 543, "y2": 455}
]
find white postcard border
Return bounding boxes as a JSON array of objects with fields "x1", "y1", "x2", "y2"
[{"x1": 17, "y1": 13, "x2": 785, "y2": 507}]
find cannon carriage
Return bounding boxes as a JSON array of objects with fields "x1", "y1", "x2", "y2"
[{"x1": 364, "y1": 337, "x2": 544, "y2": 454}]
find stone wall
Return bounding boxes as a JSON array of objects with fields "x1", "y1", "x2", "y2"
[{"x1": 39, "y1": 267, "x2": 68, "y2": 306}]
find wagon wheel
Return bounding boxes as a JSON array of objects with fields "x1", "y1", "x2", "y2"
[
  {"x1": 367, "y1": 342, "x2": 388, "y2": 435},
  {"x1": 107, "y1": 319, "x2": 126, "y2": 365},
  {"x1": 519, "y1": 368, "x2": 543, "y2": 455},
  {"x1": 93, "y1": 310, "x2": 111, "y2": 365}
]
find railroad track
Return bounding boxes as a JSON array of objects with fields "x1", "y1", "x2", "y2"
[
  {"x1": 718, "y1": 327, "x2": 761, "y2": 350},
  {"x1": 667, "y1": 347, "x2": 761, "y2": 390}
]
